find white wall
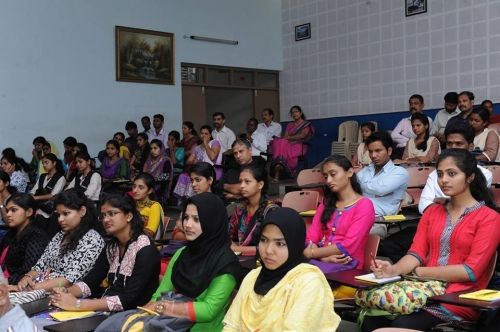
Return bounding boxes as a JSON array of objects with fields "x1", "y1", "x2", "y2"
[
  {"x1": 0, "y1": 0, "x2": 282, "y2": 159},
  {"x1": 280, "y1": 0, "x2": 500, "y2": 119}
]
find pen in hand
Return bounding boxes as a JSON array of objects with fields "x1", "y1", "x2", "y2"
[{"x1": 370, "y1": 252, "x2": 378, "y2": 268}]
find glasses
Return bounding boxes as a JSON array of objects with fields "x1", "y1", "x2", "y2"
[{"x1": 98, "y1": 210, "x2": 123, "y2": 222}]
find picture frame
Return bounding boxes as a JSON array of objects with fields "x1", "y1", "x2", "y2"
[
  {"x1": 405, "y1": 0, "x2": 427, "y2": 17},
  {"x1": 295, "y1": 23, "x2": 311, "y2": 41},
  {"x1": 115, "y1": 26, "x2": 174, "y2": 85}
]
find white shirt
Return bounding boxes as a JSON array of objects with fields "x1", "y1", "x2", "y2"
[
  {"x1": 432, "y1": 108, "x2": 461, "y2": 136},
  {"x1": 30, "y1": 174, "x2": 66, "y2": 218},
  {"x1": 212, "y1": 126, "x2": 236, "y2": 151},
  {"x1": 418, "y1": 165, "x2": 493, "y2": 214},
  {"x1": 66, "y1": 172, "x2": 102, "y2": 201},
  {"x1": 257, "y1": 121, "x2": 282, "y2": 144},
  {"x1": 250, "y1": 131, "x2": 268, "y2": 157},
  {"x1": 391, "y1": 115, "x2": 434, "y2": 148},
  {"x1": 148, "y1": 128, "x2": 167, "y2": 147}
]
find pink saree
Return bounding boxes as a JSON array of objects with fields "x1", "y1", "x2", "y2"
[{"x1": 270, "y1": 120, "x2": 314, "y2": 176}]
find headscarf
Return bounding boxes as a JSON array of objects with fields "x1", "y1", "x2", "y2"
[
  {"x1": 172, "y1": 192, "x2": 240, "y2": 298},
  {"x1": 254, "y1": 207, "x2": 306, "y2": 295}
]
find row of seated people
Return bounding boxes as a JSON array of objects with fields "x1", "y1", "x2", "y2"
[
  {"x1": 382, "y1": 91, "x2": 499, "y2": 164},
  {"x1": 1, "y1": 143, "x2": 498, "y2": 331}
]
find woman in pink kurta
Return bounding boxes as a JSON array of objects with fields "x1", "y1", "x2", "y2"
[
  {"x1": 304, "y1": 155, "x2": 375, "y2": 274},
  {"x1": 365, "y1": 149, "x2": 500, "y2": 332}
]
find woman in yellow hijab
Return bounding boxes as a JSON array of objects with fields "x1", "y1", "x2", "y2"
[{"x1": 223, "y1": 207, "x2": 341, "y2": 332}]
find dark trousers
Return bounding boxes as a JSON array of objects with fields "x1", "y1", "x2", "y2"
[
  {"x1": 378, "y1": 226, "x2": 418, "y2": 263},
  {"x1": 362, "y1": 310, "x2": 443, "y2": 332}
]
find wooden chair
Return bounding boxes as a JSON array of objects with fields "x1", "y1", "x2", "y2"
[
  {"x1": 493, "y1": 187, "x2": 500, "y2": 205},
  {"x1": 297, "y1": 168, "x2": 324, "y2": 186},
  {"x1": 281, "y1": 190, "x2": 319, "y2": 212},
  {"x1": 363, "y1": 234, "x2": 381, "y2": 270},
  {"x1": 488, "y1": 122, "x2": 500, "y2": 134},
  {"x1": 406, "y1": 166, "x2": 434, "y2": 188}
]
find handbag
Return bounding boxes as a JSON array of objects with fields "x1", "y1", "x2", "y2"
[{"x1": 354, "y1": 279, "x2": 446, "y2": 315}]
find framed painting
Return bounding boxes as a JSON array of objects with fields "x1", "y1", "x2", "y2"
[
  {"x1": 405, "y1": 0, "x2": 427, "y2": 17},
  {"x1": 115, "y1": 26, "x2": 174, "y2": 85},
  {"x1": 295, "y1": 23, "x2": 311, "y2": 41}
]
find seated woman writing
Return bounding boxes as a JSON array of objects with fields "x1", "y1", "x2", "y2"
[
  {"x1": 230, "y1": 165, "x2": 276, "y2": 256},
  {"x1": 16, "y1": 189, "x2": 105, "y2": 292},
  {"x1": 95, "y1": 192, "x2": 240, "y2": 332},
  {"x1": 0, "y1": 193, "x2": 49, "y2": 285},
  {"x1": 305, "y1": 155, "x2": 375, "y2": 274},
  {"x1": 223, "y1": 207, "x2": 341, "y2": 331},
  {"x1": 131, "y1": 173, "x2": 164, "y2": 238},
  {"x1": 50, "y1": 194, "x2": 160, "y2": 312},
  {"x1": 269, "y1": 105, "x2": 313, "y2": 182},
  {"x1": 362, "y1": 149, "x2": 500, "y2": 332}
]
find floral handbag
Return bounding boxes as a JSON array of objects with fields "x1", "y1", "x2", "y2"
[{"x1": 354, "y1": 279, "x2": 446, "y2": 315}]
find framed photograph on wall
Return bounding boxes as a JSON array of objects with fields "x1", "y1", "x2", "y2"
[
  {"x1": 295, "y1": 23, "x2": 311, "y2": 41},
  {"x1": 115, "y1": 26, "x2": 174, "y2": 85},
  {"x1": 405, "y1": 0, "x2": 427, "y2": 17}
]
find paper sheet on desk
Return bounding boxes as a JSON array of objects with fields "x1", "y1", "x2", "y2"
[{"x1": 49, "y1": 310, "x2": 96, "y2": 321}]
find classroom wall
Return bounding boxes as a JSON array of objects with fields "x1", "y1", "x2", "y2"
[
  {"x1": 0, "y1": 0, "x2": 282, "y2": 159},
  {"x1": 280, "y1": 0, "x2": 500, "y2": 120}
]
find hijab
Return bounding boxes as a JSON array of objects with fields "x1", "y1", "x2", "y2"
[
  {"x1": 254, "y1": 207, "x2": 306, "y2": 295},
  {"x1": 172, "y1": 192, "x2": 240, "y2": 298}
]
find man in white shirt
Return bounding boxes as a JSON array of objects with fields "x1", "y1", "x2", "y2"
[
  {"x1": 431, "y1": 92, "x2": 460, "y2": 143},
  {"x1": 391, "y1": 94, "x2": 433, "y2": 159},
  {"x1": 419, "y1": 124, "x2": 493, "y2": 214},
  {"x1": 257, "y1": 108, "x2": 282, "y2": 145},
  {"x1": 244, "y1": 118, "x2": 267, "y2": 158},
  {"x1": 212, "y1": 112, "x2": 236, "y2": 152},
  {"x1": 148, "y1": 113, "x2": 167, "y2": 147}
]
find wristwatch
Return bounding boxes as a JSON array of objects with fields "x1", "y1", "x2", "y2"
[{"x1": 154, "y1": 301, "x2": 166, "y2": 314}]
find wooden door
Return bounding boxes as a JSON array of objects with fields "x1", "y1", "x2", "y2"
[
  {"x1": 253, "y1": 89, "x2": 280, "y2": 122},
  {"x1": 182, "y1": 85, "x2": 206, "y2": 131}
]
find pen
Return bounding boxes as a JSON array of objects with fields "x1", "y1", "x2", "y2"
[{"x1": 371, "y1": 252, "x2": 379, "y2": 268}]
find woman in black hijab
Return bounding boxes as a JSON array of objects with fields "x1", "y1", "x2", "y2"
[
  {"x1": 223, "y1": 207, "x2": 340, "y2": 331},
  {"x1": 139, "y1": 192, "x2": 240, "y2": 331}
]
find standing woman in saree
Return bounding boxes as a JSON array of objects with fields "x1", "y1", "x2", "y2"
[{"x1": 270, "y1": 105, "x2": 314, "y2": 182}]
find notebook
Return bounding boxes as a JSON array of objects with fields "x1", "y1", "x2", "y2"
[
  {"x1": 49, "y1": 310, "x2": 96, "y2": 321},
  {"x1": 383, "y1": 215, "x2": 406, "y2": 222},
  {"x1": 458, "y1": 289, "x2": 500, "y2": 302},
  {"x1": 354, "y1": 273, "x2": 401, "y2": 284}
]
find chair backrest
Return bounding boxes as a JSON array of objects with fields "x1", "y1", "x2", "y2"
[
  {"x1": 492, "y1": 187, "x2": 500, "y2": 205},
  {"x1": 406, "y1": 166, "x2": 434, "y2": 188},
  {"x1": 156, "y1": 215, "x2": 171, "y2": 241},
  {"x1": 331, "y1": 141, "x2": 348, "y2": 157},
  {"x1": 297, "y1": 168, "x2": 325, "y2": 186},
  {"x1": 348, "y1": 142, "x2": 360, "y2": 160},
  {"x1": 281, "y1": 190, "x2": 319, "y2": 212},
  {"x1": 486, "y1": 252, "x2": 498, "y2": 284},
  {"x1": 488, "y1": 122, "x2": 500, "y2": 135},
  {"x1": 363, "y1": 234, "x2": 380, "y2": 270},
  {"x1": 338, "y1": 121, "x2": 359, "y2": 142}
]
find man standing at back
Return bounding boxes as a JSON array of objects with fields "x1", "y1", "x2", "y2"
[
  {"x1": 391, "y1": 94, "x2": 433, "y2": 159},
  {"x1": 357, "y1": 132, "x2": 409, "y2": 238},
  {"x1": 445, "y1": 91, "x2": 475, "y2": 130},
  {"x1": 431, "y1": 92, "x2": 460, "y2": 144},
  {"x1": 148, "y1": 113, "x2": 167, "y2": 147},
  {"x1": 212, "y1": 112, "x2": 236, "y2": 152}
]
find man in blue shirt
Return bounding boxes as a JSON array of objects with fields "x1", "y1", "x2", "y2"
[{"x1": 357, "y1": 132, "x2": 409, "y2": 238}]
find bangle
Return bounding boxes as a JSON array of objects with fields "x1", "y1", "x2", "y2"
[
  {"x1": 310, "y1": 247, "x2": 314, "y2": 259},
  {"x1": 75, "y1": 299, "x2": 81, "y2": 309},
  {"x1": 412, "y1": 267, "x2": 419, "y2": 276}
]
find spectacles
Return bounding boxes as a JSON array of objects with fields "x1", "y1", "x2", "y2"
[{"x1": 98, "y1": 210, "x2": 123, "y2": 221}]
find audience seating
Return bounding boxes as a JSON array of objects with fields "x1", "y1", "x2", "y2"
[
  {"x1": 362, "y1": 234, "x2": 381, "y2": 270},
  {"x1": 406, "y1": 166, "x2": 434, "y2": 188},
  {"x1": 331, "y1": 120, "x2": 359, "y2": 158},
  {"x1": 281, "y1": 190, "x2": 319, "y2": 212},
  {"x1": 492, "y1": 187, "x2": 500, "y2": 205},
  {"x1": 485, "y1": 165, "x2": 500, "y2": 185},
  {"x1": 488, "y1": 122, "x2": 500, "y2": 134},
  {"x1": 296, "y1": 168, "x2": 324, "y2": 186}
]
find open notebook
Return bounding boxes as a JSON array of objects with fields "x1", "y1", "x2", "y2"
[
  {"x1": 354, "y1": 273, "x2": 401, "y2": 285},
  {"x1": 49, "y1": 310, "x2": 96, "y2": 321},
  {"x1": 458, "y1": 289, "x2": 500, "y2": 302}
]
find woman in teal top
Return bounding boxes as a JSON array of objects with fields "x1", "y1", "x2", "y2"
[{"x1": 142, "y1": 193, "x2": 240, "y2": 331}]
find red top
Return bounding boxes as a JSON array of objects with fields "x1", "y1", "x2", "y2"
[{"x1": 409, "y1": 203, "x2": 500, "y2": 320}]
